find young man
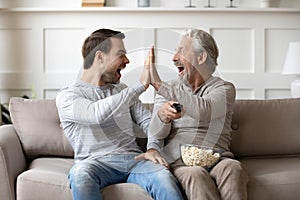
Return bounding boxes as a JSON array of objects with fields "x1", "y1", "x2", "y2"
[
  {"x1": 145, "y1": 29, "x2": 248, "y2": 200},
  {"x1": 56, "y1": 28, "x2": 183, "y2": 200}
]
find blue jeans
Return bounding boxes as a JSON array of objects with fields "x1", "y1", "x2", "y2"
[{"x1": 68, "y1": 154, "x2": 184, "y2": 200}]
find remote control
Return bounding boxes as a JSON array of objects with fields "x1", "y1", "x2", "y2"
[{"x1": 172, "y1": 103, "x2": 182, "y2": 112}]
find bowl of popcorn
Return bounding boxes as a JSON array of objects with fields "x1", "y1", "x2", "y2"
[{"x1": 180, "y1": 144, "x2": 222, "y2": 169}]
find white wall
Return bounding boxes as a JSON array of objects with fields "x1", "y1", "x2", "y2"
[{"x1": 0, "y1": 2, "x2": 300, "y2": 104}]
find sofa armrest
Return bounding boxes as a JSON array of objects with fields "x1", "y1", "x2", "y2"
[{"x1": 0, "y1": 125, "x2": 27, "y2": 200}]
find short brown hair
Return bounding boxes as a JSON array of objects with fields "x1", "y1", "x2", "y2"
[{"x1": 82, "y1": 29, "x2": 125, "y2": 69}]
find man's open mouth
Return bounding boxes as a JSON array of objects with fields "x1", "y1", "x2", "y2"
[
  {"x1": 117, "y1": 68, "x2": 122, "y2": 76},
  {"x1": 178, "y1": 66, "x2": 184, "y2": 74}
]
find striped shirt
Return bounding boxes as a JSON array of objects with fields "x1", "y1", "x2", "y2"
[{"x1": 56, "y1": 80, "x2": 152, "y2": 162}]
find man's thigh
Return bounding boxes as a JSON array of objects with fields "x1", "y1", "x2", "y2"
[{"x1": 69, "y1": 158, "x2": 127, "y2": 189}]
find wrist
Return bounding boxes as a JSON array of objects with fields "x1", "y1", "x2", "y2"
[
  {"x1": 151, "y1": 81, "x2": 162, "y2": 91},
  {"x1": 158, "y1": 110, "x2": 171, "y2": 124},
  {"x1": 147, "y1": 148, "x2": 158, "y2": 153}
]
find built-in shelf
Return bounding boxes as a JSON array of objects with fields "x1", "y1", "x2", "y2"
[{"x1": 0, "y1": 7, "x2": 300, "y2": 13}]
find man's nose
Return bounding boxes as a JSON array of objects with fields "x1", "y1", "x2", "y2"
[
  {"x1": 124, "y1": 55, "x2": 130, "y2": 64},
  {"x1": 172, "y1": 52, "x2": 179, "y2": 62}
]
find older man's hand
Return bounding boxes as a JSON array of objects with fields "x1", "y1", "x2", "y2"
[
  {"x1": 158, "y1": 101, "x2": 183, "y2": 124},
  {"x1": 135, "y1": 148, "x2": 169, "y2": 168}
]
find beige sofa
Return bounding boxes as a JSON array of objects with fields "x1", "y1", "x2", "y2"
[{"x1": 0, "y1": 97, "x2": 300, "y2": 200}]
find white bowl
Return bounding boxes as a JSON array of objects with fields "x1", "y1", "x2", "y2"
[{"x1": 180, "y1": 144, "x2": 222, "y2": 169}]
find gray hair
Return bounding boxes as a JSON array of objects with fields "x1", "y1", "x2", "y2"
[{"x1": 184, "y1": 29, "x2": 219, "y2": 73}]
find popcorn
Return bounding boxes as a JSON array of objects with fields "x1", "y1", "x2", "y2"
[{"x1": 180, "y1": 145, "x2": 221, "y2": 168}]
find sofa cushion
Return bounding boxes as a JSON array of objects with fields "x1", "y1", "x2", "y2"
[
  {"x1": 9, "y1": 97, "x2": 74, "y2": 158},
  {"x1": 17, "y1": 158, "x2": 73, "y2": 200},
  {"x1": 17, "y1": 158, "x2": 153, "y2": 200},
  {"x1": 230, "y1": 98, "x2": 300, "y2": 157},
  {"x1": 241, "y1": 157, "x2": 300, "y2": 200}
]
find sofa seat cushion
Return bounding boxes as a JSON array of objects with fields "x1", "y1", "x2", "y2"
[
  {"x1": 241, "y1": 156, "x2": 300, "y2": 200},
  {"x1": 17, "y1": 158, "x2": 153, "y2": 200},
  {"x1": 17, "y1": 158, "x2": 73, "y2": 200}
]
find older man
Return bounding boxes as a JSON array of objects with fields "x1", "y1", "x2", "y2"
[{"x1": 139, "y1": 29, "x2": 248, "y2": 200}]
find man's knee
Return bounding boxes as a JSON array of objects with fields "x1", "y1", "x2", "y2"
[
  {"x1": 218, "y1": 159, "x2": 244, "y2": 172},
  {"x1": 174, "y1": 166, "x2": 210, "y2": 182},
  {"x1": 69, "y1": 163, "x2": 96, "y2": 187},
  {"x1": 173, "y1": 166, "x2": 221, "y2": 200},
  {"x1": 212, "y1": 158, "x2": 248, "y2": 182}
]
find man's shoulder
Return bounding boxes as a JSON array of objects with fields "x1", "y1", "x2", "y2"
[
  {"x1": 210, "y1": 77, "x2": 236, "y2": 100},
  {"x1": 57, "y1": 83, "x2": 78, "y2": 96},
  {"x1": 211, "y1": 76, "x2": 235, "y2": 88},
  {"x1": 56, "y1": 83, "x2": 83, "y2": 103}
]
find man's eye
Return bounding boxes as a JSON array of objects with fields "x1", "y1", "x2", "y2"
[
  {"x1": 117, "y1": 53, "x2": 125, "y2": 57},
  {"x1": 175, "y1": 47, "x2": 184, "y2": 54}
]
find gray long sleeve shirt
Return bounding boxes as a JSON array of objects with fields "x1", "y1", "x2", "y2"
[
  {"x1": 147, "y1": 76, "x2": 236, "y2": 164},
  {"x1": 56, "y1": 80, "x2": 152, "y2": 162}
]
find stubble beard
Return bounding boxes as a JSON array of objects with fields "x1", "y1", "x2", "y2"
[{"x1": 100, "y1": 71, "x2": 119, "y2": 85}]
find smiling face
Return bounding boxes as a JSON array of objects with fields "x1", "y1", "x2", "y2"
[
  {"x1": 172, "y1": 35, "x2": 203, "y2": 86},
  {"x1": 99, "y1": 37, "x2": 129, "y2": 85}
]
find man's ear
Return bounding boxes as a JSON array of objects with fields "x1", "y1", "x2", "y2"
[
  {"x1": 95, "y1": 50, "x2": 104, "y2": 63},
  {"x1": 197, "y1": 52, "x2": 207, "y2": 65}
]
